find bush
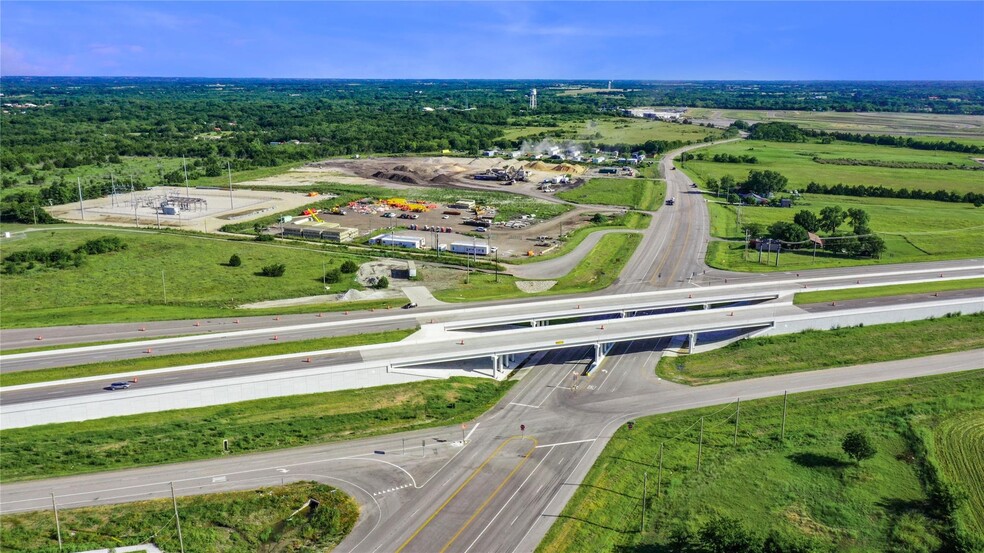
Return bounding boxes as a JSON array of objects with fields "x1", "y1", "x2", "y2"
[
  {"x1": 228, "y1": 254, "x2": 242, "y2": 267},
  {"x1": 340, "y1": 260, "x2": 359, "y2": 274},
  {"x1": 260, "y1": 263, "x2": 286, "y2": 277},
  {"x1": 324, "y1": 268, "x2": 342, "y2": 284},
  {"x1": 842, "y1": 430, "x2": 876, "y2": 464},
  {"x1": 375, "y1": 276, "x2": 389, "y2": 289},
  {"x1": 255, "y1": 234, "x2": 274, "y2": 242}
]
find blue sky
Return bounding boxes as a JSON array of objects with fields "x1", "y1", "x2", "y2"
[{"x1": 2, "y1": 1, "x2": 982, "y2": 79}]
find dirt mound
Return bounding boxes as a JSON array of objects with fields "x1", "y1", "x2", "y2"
[
  {"x1": 392, "y1": 165, "x2": 412, "y2": 172},
  {"x1": 553, "y1": 163, "x2": 586, "y2": 175},
  {"x1": 430, "y1": 173, "x2": 454, "y2": 184},
  {"x1": 372, "y1": 171, "x2": 420, "y2": 185},
  {"x1": 525, "y1": 161, "x2": 554, "y2": 171}
]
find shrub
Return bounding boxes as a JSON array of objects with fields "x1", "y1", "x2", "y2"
[
  {"x1": 255, "y1": 234, "x2": 274, "y2": 242},
  {"x1": 375, "y1": 276, "x2": 389, "y2": 289},
  {"x1": 340, "y1": 260, "x2": 359, "y2": 274},
  {"x1": 228, "y1": 254, "x2": 242, "y2": 267},
  {"x1": 260, "y1": 263, "x2": 286, "y2": 277},
  {"x1": 324, "y1": 268, "x2": 342, "y2": 284}
]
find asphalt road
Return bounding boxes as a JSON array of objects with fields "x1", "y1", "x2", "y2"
[{"x1": 3, "y1": 348, "x2": 980, "y2": 553}]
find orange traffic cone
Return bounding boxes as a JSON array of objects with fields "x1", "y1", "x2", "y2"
[
  {"x1": 273, "y1": 335, "x2": 279, "y2": 341},
  {"x1": 35, "y1": 335, "x2": 43, "y2": 341},
  {"x1": 304, "y1": 357, "x2": 311, "y2": 363},
  {"x1": 458, "y1": 339, "x2": 465, "y2": 345},
  {"x1": 144, "y1": 348, "x2": 153, "y2": 354},
  {"x1": 194, "y1": 321, "x2": 200, "y2": 327},
  {"x1": 599, "y1": 324, "x2": 605, "y2": 330},
  {"x1": 133, "y1": 377, "x2": 138, "y2": 383}
]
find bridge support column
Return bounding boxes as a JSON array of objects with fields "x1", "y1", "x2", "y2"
[{"x1": 688, "y1": 332, "x2": 697, "y2": 354}]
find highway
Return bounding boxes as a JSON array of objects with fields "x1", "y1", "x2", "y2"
[{"x1": 3, "y1": 349, "x2": 980, "y2": 552}]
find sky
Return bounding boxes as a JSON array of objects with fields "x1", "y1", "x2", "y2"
[{"x1": 2, "y1": 1, "x2": 983, "y2": 80}]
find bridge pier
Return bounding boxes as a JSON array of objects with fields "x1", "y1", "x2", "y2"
[{"x1": 688, "y1": 332, "x2": 697, "y2": 354}]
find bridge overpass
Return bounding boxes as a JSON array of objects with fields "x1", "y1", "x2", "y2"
[{"x1": 2, "y1": 294, "x2": 979, "y2": 429}]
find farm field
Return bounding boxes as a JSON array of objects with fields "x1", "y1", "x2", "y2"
[
  {"x1": 684, "y1": 108, "x2": 984, "y2": 140},
  {"x1": 539, "y1": 370, "x2": 984, "y2": 553},
  {"x1": 933, "y1": 410, "x2": 984, "y2": 536},
  {"x1": 557, "y1": 178, "x2": 666, "y2": 210},
  {"x1": 656, "y1": 314, "x2": 984, "y2": 386},
  {"x1": 680, "y1": 140, "x2": 983, "y2": 195},
  {"x1": 501, "y1": 116, "x2": 724, "y2": 144},
  {"x1": 0, "y1": 377, "x2": 511, "y2": 481},
  {"x1": 703, "y1": 193, "x2": 984, "y2": 271},
  {"x1": 0, "y1": 481, "x2": 358, "y2": 553},
  {"x1": 0, "y1": 228, "x2": 374, "y2": 327}
]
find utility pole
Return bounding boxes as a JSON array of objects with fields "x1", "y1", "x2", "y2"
[
  {"x1": 183, "y1": 155, "x2": 190, "y2": 197},
  {"x1": 696, "y1": 416, "x2": 704, "y2": 472},
  {"x1": 227, "y1": 161, "x2": 234, "y2": 209},
  {"x1": 51, "y1": 493, "x2": 62, "y2": 551},
  {"x1": 641, "y1": 471, "x2": 648, "y2": 533},
  {"x1": 170, "y1": 482, "x2": 185, "y2": 553},
  {"x1": 656, "y1": 443, "x2": 664, "y2": 498},
  {"x1": 32, "y1": 205, "x2": 37, "y2": 225},
  {"x1": 162, "y1": 270, "x2": 167, "y2": 305},
  {"x1": 734, "y1": 398, "x2": 740, "y2": 446},
  {"x1": 780, "y1": 391, "x2": 788, "y2": 441},
  {"x1": 77, "y1": 177, "x2": 85, "y2": 220}
]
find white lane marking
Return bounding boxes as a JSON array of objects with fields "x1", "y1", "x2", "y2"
[
  {"x1": 463, "y1": 447, "x2": 554, "y2": 553},
  {"x1": 508, "y1": 402, "x2": 540, "y2": 409},
  {"x1": 511, "y1": 514, "x2": 521, "y2": 526},
  {"x1": 338, "y1": 456, "x2": 417, "y2": 488},
  {"x1": 534, "y1": 438, "x2": 595, "y2": 449},
  {"x1": 211, "y1": 476, "x2": 227, "y2": 483},
  {"x1": 465, "y1": 422, "x2": 480, "y2": 442}
]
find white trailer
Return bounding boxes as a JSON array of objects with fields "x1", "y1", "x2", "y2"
[
  {"x1": 449, "y1": 242, "x2": 492, "y2": 255},
  {"x1": 371, "y1": 234, "x2": 425, "y2": 249}
]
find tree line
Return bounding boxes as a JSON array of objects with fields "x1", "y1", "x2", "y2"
[{"x1": 748, "y1": 122, "x2": 984, "y2": 154}]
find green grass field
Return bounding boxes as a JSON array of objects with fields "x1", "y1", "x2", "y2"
[
  {"x1": 0, "y1": 228, "x2": 377, "y2": 328},
  {"x1": 557, "y1": 178, "x2": 666, "y2": 211},
  {"x1": 0, "y1": 377, "x2": 512, "y2": 482},
  {"x1": 0, "y1": 482, "x2": 358, "y2": 553},
  {"x1": 703, "y1": 193, "x2": 984, "y2": 271},
  {"x1": 933, "y1": 410, "x2": 984, "y2": 536},
  {"x1": 683, "y1": 108, "x2": 984, "y2": 140},
  {"x1": 681, "y1": 140, "x2": 983, "y2": 195},
  {"x1": 0, "y1": 329, "x2": 414, "y2": 387},
  {"x1": 539, "y1": 370, "x2": 984, "y2": 553},
  {"x1": 433, "y1": 232, "x2": 642, "y2": 302},
  {"x1": 656, "y1": 314, "x2": 984, "y2": 385},
  {"x1": 501, "y1": 116, "x2": 723, "y2": 144},
  {"x1": 509, "y1": 211, "x2": 650, "y2": 265},
  {"x1": 793, "y1": 278, "x2": 984, "y2": 305}
]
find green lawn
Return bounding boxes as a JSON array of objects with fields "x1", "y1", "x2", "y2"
[
  {"x1": 539, "y1": 370, "x2": 984, "y2": 552},
  {"x1": 0, "y1": 228, "x2": 377, "y2": 328},
  {"x1": 434, "y1": 232, "x2": 642, "y2": 301},
  {"x1": 0, "y1": 482, "x2": 358, "y2": 553},
  {"x1": 509, "y1": 211, "x2": 650, "y2": 265},
  {"x1": 793, "y1": 278, "x2": 984, "y2": 305},
  {"x1": 0, "y1": 377, "x2": 512, "y2": 482},
  {"x1": 656, "y1": 314, "x2": 984, "y2": 386},
  {"x1": 557, "y1": 178, "x2": 666, "y2": 211},
  {"x1": 1, "y1": 329, "x2": 415, "y2": 387},
  {"x1": 681, "y1": 139, "x2": 983, "y2": 195},
  {"x1": 703, "y1": 193, "x2": 984, "y2": 271}
]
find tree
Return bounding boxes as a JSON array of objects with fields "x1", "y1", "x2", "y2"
[
  {"x1": 792, "y1": 210, "x2": 820, "y2": 233},
  {"x1": 228, "y1": 254, "x2": 242, "y2": 267},
  {"x1": 846, "y1": 208, "x2": 870, "y2": 232},
  {"x1": 767, "y1": 221, "x2": 808, "y2": 244},
  {"x1": 743, "y1": 222, "x2": 765, "y2": 239},
  {"x1": 590, "y1": 213, "x2": 607, "y2": 224},
  {"x1": 857, "y1": 234, "x2": 886, "y2": 258},
  {"x1": 727, "y1": 193, "x2": 741, "y2": 205},
  {"x1": 720, "y1": 174, "x2": 737, "y2": 192},
  {"x1": 819, "y1": 206, "x2": 845, "y2": 234},
  {"x1": 742, "y1": 170, "x2": 788, "y2": 196},
  {"x1": 260, "y1": 263, "x2": 286, "y2": 277},
  {"x1": 842, "y1": 431, "x2": 876, "y2": 464},
  {"x1": 375, "y1": 276, "x2": 389, "y2": 289},
  {"x1": 340, "y1": 259, "x2": 359, "y2": 273}
]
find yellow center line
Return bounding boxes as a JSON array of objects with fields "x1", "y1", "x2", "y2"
[
  {"x1": 440, "y1": 438, "x2": 537, "y2": 553},
  {"x1": 395, "y1": 436, "x2": 536, "y2": 553}
]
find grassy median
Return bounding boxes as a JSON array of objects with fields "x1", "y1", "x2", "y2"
[
  {"x1": 657, "y1": 313, "x2": 984, "y2": 385},
  {"x1": 792, "y1": 278, "x2": 984, "y2": 305}
]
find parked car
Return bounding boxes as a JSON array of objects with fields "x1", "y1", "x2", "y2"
[
  {"x1": 476, "y1": 227, "x2": 487, "y2": 232},
  {"x1": 107, "y1": 381, "x2": 130, "y2": 390},
  {"x1": 402, "y1": 302, "x2": 418, "y2": 309}
]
